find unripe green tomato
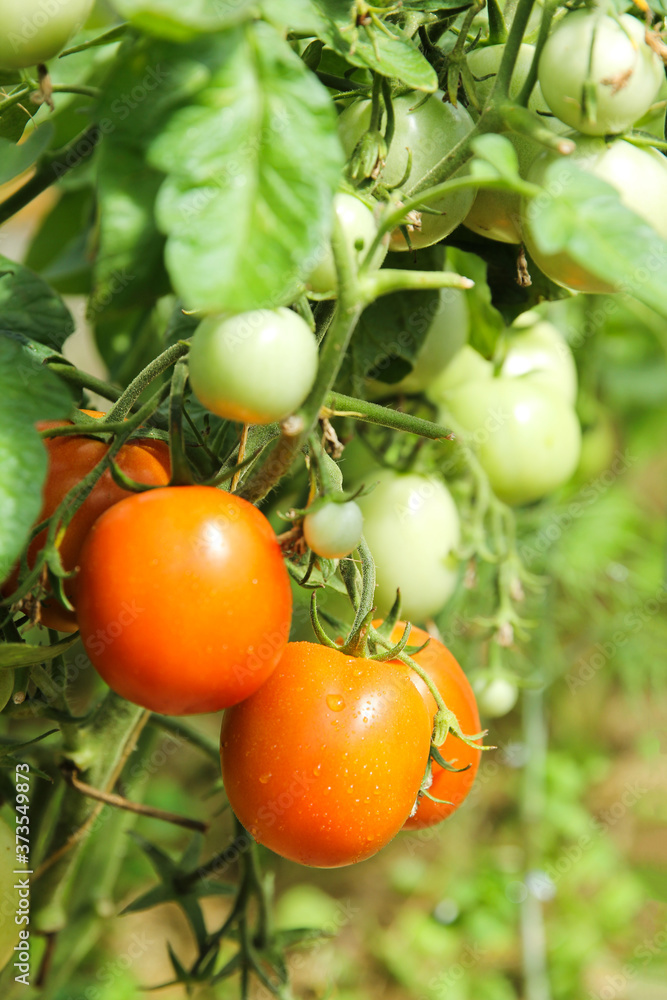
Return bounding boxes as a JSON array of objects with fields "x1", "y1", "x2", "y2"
[
  {"x1": 474, "y1": 676, "x2": 519, "y2": 717},
  {"x1": 306, "y1": 193, "x2": 384, "y2": 297},
  {"x1": 522, "y1": 136, "x2": 667, "y2": 293},
  {"x1": 356, "y1": 469, "x2": 460, "y2": 621},
  {"x1": 303, "y1": 500, "x2": 364, "y2": 559},
  {"x1": 572, "y1": 406, "x2": 617, "y2": 485},
  {"x1": 0, "y1": 670, "x2": 13, "y2": 713},
  {"x1": 463, "y1": 44, "x2": 566, "y2": 243},
  {"x1": 0, "y1": 815, "x2": 21, "y2": 971},
  {"x1": 538, "y1": 11, "x2": 663, "y2": 136},
  {"x1": 0, "y1": 0, "x2": 93, "y2": 70},
  {"x1": 501, "y1": 315, "x2": 577, "y2": 405},
  {"x1": 188, "y1": 308, "x2": 319, "y2": 425},
  {"x1": 442, "y1": 377, "x2": 582, "y2": 506},
  {"x1": 338, "y1": 92, "x2": 475, "y2": 250},
  {"x1": 368, "y1": 287, "x2": 469, "y2": 396},
  {"x1": 427, "y1": 344, "x2": 493, "y2": 407},
  {"x1": 467, "y1": 43, "x2": 553, "y2": 117},
  {"x1": 463, "y1": 132, "x2": 540, "y2": 244}
]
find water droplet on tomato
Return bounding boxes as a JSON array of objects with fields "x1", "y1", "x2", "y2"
[
  {"x1": 326, "y1": 694, "x2": 345, "y2": 711},
  {"x1": 313, "y1": 764, "x2": 321, "y2": 777},
  {"x1": 259, "y1": 773, "x2": 272, "y2": 784}
]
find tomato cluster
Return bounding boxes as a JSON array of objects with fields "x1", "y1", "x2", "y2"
[{"x1": 4, "y1": 409, "x2": 481, "y2": 867}]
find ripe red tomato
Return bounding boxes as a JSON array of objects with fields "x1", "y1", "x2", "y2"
[
  {"x1": 220, "y1": 641, "x2": 433, "y2": 867},
  {"x1": 3, "y1": 410, "x2": 171, "y2": 632},
  {"x1": 76, "y1": 485, "x2": 292, "y2": 715},
  {"x1": 383, "y1": 623, "x2": 481, "y2": 830}
]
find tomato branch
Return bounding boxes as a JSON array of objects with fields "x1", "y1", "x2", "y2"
[{"x1": 323, "y1": 391, "x2": 455, "y2": 440}]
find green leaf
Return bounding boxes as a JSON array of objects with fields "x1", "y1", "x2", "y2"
[
  {"x1": 345, "y1": 246, "x2": 445, "y2": 391},
  {"x1": 445, "y1": 248, "x2": 504, "y2": 358},
  {"x1": 527, "y1": 161, "x2": 667, "y2": 319},
  {"x1": 0, "y1": 124, "x2": 54, "y2": 186},
  {"x1": 0, "y1": 255, "x2": 75, "y2": 351},
  {"x1": 148, "y1": 22, "x2": 344, "y2": 313},
  {"x1": 0, "y1": 338, "x2": 72, "y2": 583},
  {"x1": 93, "y1": 142, "x2": 168, "y2": 316},
  {"x1": 0, "y1": 635, "x2": 79, "y2": 668},
  {"x1": 24, "y1": 188, "x2": 95, "y2": 295},
  {"x1": 312, "y1": 0, "x2": 437, "y2": 92},
  {"x1": 470, "y1": 132, "x2": 521, "y2": 180},
  {"x1": 0, "y1": 103, "x2": 33, "y2": 144},
  {"x1": 112, "y1": 0, "x2": 255, "y2": 39}
]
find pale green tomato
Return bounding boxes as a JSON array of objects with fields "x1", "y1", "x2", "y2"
[
  {"x1": 338, "y1": 92, "x2": 475, "y2": 250},
  {"x1": 0, "y1": 0, "x2": 93, "y2": 69},
  {"x1": 0, "y1": 814, "x2": 21, "y2": 971},
  {"x1": 474, "y1": 676, "x2": 519, "y2": 717},
  {"x1": 306, "y1": 193, "x2": 384, "y2": 297},
  {"x1": 367, "y1": 287, "x2": 469, "y2": 396},
  {"x1": 442, "y1": 377, "x2": 582, "y2": 505},
  {"x1": 188, "y1": 308, "x2": 318, "y2": 425},
  {"x1": 572, "y1": 406, "x2": 617, "y2": 485},
  {"x1": 538, "y1": 11, "x2": 663, "y2": 135},
  {"x1": 523, "y1": 136, "x2": 667, "y2": 293},
  {"x1": 427, "y1": 344, "x2": 493, "y2": 407},
  {"x1": 501, "y1": 317, "x2": 577, "y2": 404},
  {"x1": 303, "y1": 500, "x2": 364, "y2": 559},
  {"x1": 467, "y1": 43, "x2": 552, "y2": 117},
  {"x1": 356, "y1": 470, "x2": 460, "y2": 621},
  {"x1": 463, "y1": 44, "x2": 565, "y2": 243}
]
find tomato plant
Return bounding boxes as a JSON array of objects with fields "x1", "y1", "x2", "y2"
[
  {"x1": 2, "y1": 411, "x2": 171, "y2": 632},
  {"x1": 188, "y1": 309, "x2": 319, "y2": 425},
  {"x1": 1, "y1": 0, "x2": 665, "y2": 994},
  {"x1": 538, "y1": 10, "x2": 663, "y2": 135},
  {"x1": 355, "y1": 470, "x2": 460, "y2": 621},
  {"x1": 0, "y1": 0, "x2": 92, "y2": 70},
  {"x1": 77, "y1": 486, "x2": 292, "y2": 714},
  {"x1": 338, "y1": 92, "x2": 475, "y2": 249},
  {"x1": 303, "y1": 499, "x2": 364, "y2": 559},
  {"x1": 220, "y1": 641, "x2": 432, "y2": 866}
]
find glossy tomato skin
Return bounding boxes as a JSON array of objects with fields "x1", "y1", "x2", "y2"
[
  {"x1": 2, "y1": 411, "x2": 171, "y2": 632},
  {"x1": 220, "y1": 642, "x2": 433, "y2": 867},
  {"x1": 500, "y1": 316, "x2": 578, "y2": 405},
  {"x1": 77, "y1": 486, "x2": 292, "y2": 715},
  {"x1": 188, "y1": 308, "x2": 319, "y2": 425},
  {"x1": 0, "y1": 0, "x2": 93, "y2": 70},
  {"x1": 306, "y1": 192, "x2": 384, "y2": 297},
  {"x1": 382, "y1": 624, "x2": 481, "y2": 830},
  {"x1": 356, "y1": 470, "x2": 460, "y2": 621},
  {"x1": 338, "y1": 92, "x2": 475, "y2": 250},
  {"x1": 538, "y1": 11, "x2": 663, "y2": 136},
  {"x1": 303, "y1": 500, "x2": 364, "y2": 560},
  {"x1": 443, "y1": 377, "x2": 581, "y2": 506}
]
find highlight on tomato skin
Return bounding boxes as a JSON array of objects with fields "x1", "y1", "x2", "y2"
[
  {"x1": 376, "y1": 622, "x2": 482, "y2": 831},
  {"x1": 1, "y1": 410, "x2": 171, "y2": 632},
  {"x1": 76, "y1": 485, "x2": 292, "y2": 715},
  {"x1": 220, "y1": 641, "x2": 434, "y2": 868}
]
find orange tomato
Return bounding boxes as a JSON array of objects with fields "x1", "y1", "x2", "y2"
[
  {"x1": 76, "y1": 485, "x2": 292, "y2": 715},
  {"x1": 221, "y1": 641, "x2": 433, "y2": 866},
  {"x1": 3, "y1": 410, "x2": 171, "y2": 631}
]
